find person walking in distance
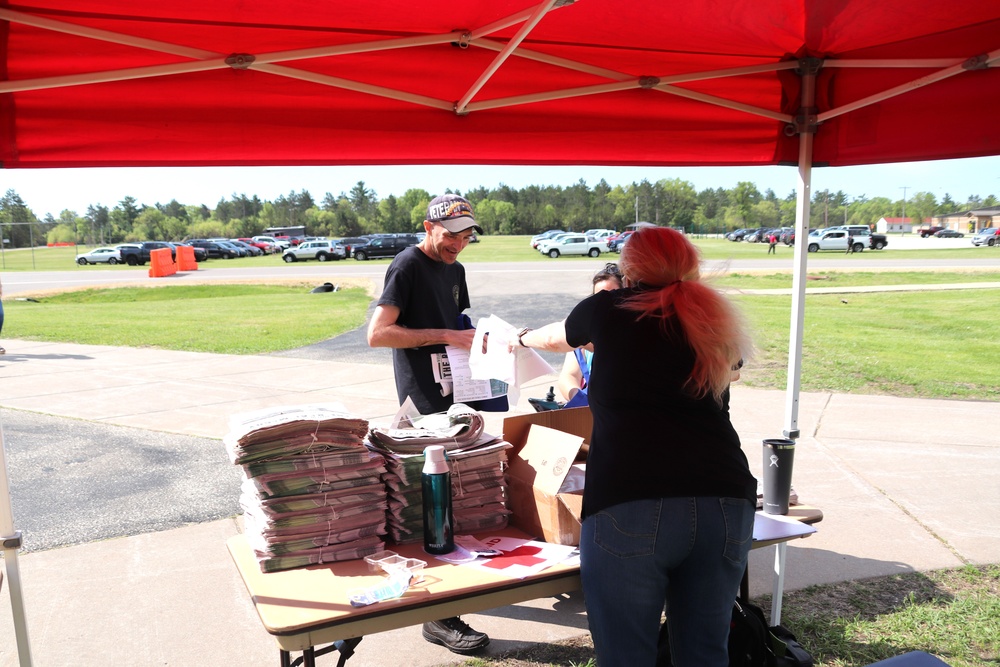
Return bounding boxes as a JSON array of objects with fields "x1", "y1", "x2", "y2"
[
  {"x1": 767, "y1": 232, "x2": 777, "y2": 255},
  {"x1": 846, "y1": 232, "x2": 854, "y2": 254},
  {"x1": 366, "y1": 193, "x2": 490, "y2": 654}
]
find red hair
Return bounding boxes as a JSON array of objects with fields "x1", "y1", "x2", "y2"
[{"x1": 619, "y1": 227, "x2": 750, "y2": 404}]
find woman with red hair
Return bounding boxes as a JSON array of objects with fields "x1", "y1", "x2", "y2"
[{"x1": 511, "y1": 226, "x2": 755, "y2": 667}]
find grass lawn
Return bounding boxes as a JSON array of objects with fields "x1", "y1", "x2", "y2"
[
  {"x1": 449, "y1": 565, "x2": 1000, "y2": 667},
  {"x1": 6, "y1": 277, "x2": 998, "y2": 401}
]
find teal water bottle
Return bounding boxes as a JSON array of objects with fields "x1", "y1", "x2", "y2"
[{"x1": 422, "y1": 445, "x2": 454, "y2": 554}]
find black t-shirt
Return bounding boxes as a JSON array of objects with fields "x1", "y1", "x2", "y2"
[
  {"x1": 377, "y1": 246, "x2": 470, "y2": 415},
  {"x1": 565, "y1": 288, "x2": 757, "y2": 518}
]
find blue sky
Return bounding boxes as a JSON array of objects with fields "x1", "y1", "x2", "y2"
[{"x1": 5, "y1": 155, "x2": 1000, "y2": 219}]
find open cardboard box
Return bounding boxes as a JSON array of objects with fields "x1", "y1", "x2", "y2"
[{"x1": 502, "y1": 407, "x2": 592, "y2": 546}]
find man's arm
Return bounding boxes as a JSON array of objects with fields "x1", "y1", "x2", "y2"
[{"x1": 367, "y1": 304, "x2": 476, "y2": 350}]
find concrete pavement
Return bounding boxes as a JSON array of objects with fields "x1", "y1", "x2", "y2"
[{"x1": 0, "y1": 338, "x2": 998, "y2": 666}]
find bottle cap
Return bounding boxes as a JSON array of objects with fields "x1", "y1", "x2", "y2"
[{"x1": 422, "y1": 445, "x2": 449, "y2": 475}]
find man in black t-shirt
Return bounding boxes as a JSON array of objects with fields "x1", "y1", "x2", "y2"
[{"x1": 366, "y1": 193, "x2": 489, "y2": 654}]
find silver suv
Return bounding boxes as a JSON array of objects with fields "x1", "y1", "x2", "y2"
[{"x1": 282, "y1": 240, "x2": 346, "y2": 262}]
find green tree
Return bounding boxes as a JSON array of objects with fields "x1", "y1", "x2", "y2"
[
  {"x1": 86, "y1": 204, "x2": 111, "y2": 244},
  {"x1": 0, "y1": 189, "x2": 41, "y2": 248},
  {"x1": 731, "y1": 181, "x2": 761, "y2": 224},
  {"x1": 109, "y1": 196, "x2": 141, "y2": 241}
]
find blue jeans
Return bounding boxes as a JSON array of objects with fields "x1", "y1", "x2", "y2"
[{"x1": 580, "y1": 496, "x2": 755, "y2": 667}]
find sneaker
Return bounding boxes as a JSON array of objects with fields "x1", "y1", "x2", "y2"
[{"x1": 422, "y1": 617, "x2": 490, "y2": 654}]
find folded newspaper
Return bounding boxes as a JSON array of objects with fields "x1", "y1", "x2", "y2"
[{"x1": 368, "y1": 403, "x2": 485, "y2": 453}]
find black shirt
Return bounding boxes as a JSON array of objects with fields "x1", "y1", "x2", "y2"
[
  {"x1": 564, "y1": 288, "x2": 757, "y2": 518},
  {"x1": 377, "y1": 246, "x2": 471, "y2": 415}
]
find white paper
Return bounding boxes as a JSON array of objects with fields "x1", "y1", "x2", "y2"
[
  {"x1": 752, "y1": 512, "x2": 817, "y2": 542},
  {"x1": 445, "y1": 345, "x2": 509, "y2": 402},
  {"x1": 467, "y1": 314, "x2": 555, "y2": 387}
]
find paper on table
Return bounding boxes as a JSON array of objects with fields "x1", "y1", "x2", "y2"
[
  {"x1": 752, "y1": 512, "x2": 817, "y2": 542},
  {"x1": 434, "y1": 535, "x2": 578, "y2": 579},
  {"x1": 467, "y1": 314, "x2": 554, "y2": 387}
]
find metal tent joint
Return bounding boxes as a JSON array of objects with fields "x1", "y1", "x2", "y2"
[
  {"x1": 451, "y1": 31, "x2": 472, "y2": 49},
  {"x1": 962, "y1": 54, "x2": 989, "y2": 71},
  {"x1": 795, "y1": 57, "x2": 823, "y2": 77},
  {"x1": 225, "y1": 53, "x2": 256, "y2": 70},
  {"x1": 2, "y1": 530, "x2": 22, "y2": 549},
  {"x1": 638, "y1": 76, "x2": 660, "y2": 89},
  {"x1": 785, "y1": 107, "x2": 819, "y2": 136}
]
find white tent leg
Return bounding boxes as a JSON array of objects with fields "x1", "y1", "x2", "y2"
[
  {"x1": 783, "y1": 61, "x2": 818, "y2": 440},
  {"x1": 0, "y1": 415, "x2": 33, "y2": 666}
]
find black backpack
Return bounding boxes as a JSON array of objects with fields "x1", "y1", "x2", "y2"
[{"x1": 656, "y1": 597, "x2": 813, "y2": 667}]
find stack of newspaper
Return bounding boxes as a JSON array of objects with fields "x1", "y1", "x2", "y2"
[
  {"x1": 368, "y1": 404, "x2": 512, "y2": 544},
  {"x1": 225, "y1": 403, "x2": 389, "y2": 572}
]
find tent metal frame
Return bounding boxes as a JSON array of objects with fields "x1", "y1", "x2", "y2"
[{"x1": 2, "y1": 3, "x2": 999, "y2": 664}]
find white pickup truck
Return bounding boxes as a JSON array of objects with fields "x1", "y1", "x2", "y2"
[
  {"x1": 537, "y1": 233, "x2": 605, "y2": 258},
  {"x1": 807, "y1": 228, "x2": 868, "y2": 253}
]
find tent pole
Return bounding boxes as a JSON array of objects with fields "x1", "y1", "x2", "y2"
[
  {"x1": 0, "y1": 415, "x2": 33, "y2": 666},
  {"x1": 783, "y1": 59, "x2": 820, "y2": 440}
]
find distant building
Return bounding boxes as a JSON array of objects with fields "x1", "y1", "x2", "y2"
[
  {"x1": 931, "y1": 206, "x2": 1000, "y2": 234},
  {"x1": 875, "y1": 216, "x2": 914, "y2": 233},
  {"x1": 264, "y1": 225, "x2": 306, "y2": 238}
]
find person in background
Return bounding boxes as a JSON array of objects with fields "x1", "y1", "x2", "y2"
[
  {"x1": 846, "y1": 232, "x2": 854, "y2": 254},
  {"x1": 366, "y1": 193, "x2": 490, "y2": 655},
  {"x1": 556, "y1": 263, "x2": 623, "y2": 405},
  {"x1": 510, "y1": 227, "x2": 756, "y2": 667},
  {"x1": 767, "y1": 232, "x2": 778, "y2": 254}
]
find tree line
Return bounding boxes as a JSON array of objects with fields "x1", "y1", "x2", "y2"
[{"x1": 1, "y1": 180, "x2": 996, "y2": 249}]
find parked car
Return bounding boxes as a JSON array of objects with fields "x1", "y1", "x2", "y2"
[
  {"x1": 237, "y1": 237, "x2": 277, "y2": 254},
  {"x1": 75, "y1": 247, "x2": 122, "y2": 265},
  {"x1": 537, "y1": 233, "x2": 605, "y2": 257},
  {"x1": 932, "y1": 229, "x2": 964, "y2": 238},
  {"x1": 215, "y1": 240, "x2": 247, "y2": 257},
  {"x1": 252, "y1": 235, "x2": 289, "y2": 250},
  {"x1": 170, "y1": 242, "x2": 208, "y2": 262},
  {"x1": 187, "y1": 239, "x2": 235, "y2": 259},
  {"x1": 726, "y1": 228, "x2": 752, "y2": 241},
  {"x1": 917, "y1": 226, "x2": 946, "y2": 238},
  {"x1": 530, "y1": 230, "x2": 565, "y2": 249},
  {"x1": 334, "y1": 237, "x2": 370, "y2": 257},
  {"x1": 282, "y1": 239, "x2": 346, "y2": 262},
  {"x1": 605, "y1": 230, "x2": 634, "y2": 251},
  {"x1": 117, "y1": 241, "x2": 175, "y2": 265},
  {"x1": 971, "y1": 228, "x2": 999, "y2": 247},
  {"x1": 229, "y1": 239, "x2": 263, "y2": 256},
  {"x1": 353, "y1": 234, "x2": 419, "y2": 260}
]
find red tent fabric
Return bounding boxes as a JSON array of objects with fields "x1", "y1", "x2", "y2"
[{"x1": 2, "y1": 0, "x2": 999, "y2": 169}]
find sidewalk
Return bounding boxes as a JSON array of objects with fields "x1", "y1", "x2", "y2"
[{"x1": 1, "y1": 339, "x2": 998, "y2": 666}]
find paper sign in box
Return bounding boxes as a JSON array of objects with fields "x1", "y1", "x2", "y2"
[{"x1": 503, "y1": 409, "x2": 592, "y2": 546}]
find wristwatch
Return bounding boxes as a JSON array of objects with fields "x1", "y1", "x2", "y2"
[{"x1": 517, "y1": 327, "x2": 532, "y2": 347}]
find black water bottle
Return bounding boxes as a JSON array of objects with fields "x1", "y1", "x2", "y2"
[{"x1": 422, "y1": 445, "x2": 454, "y2": 554}]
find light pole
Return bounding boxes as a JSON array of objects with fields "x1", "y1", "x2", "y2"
[{"x1": 900, "y1": 186, "x2": 909, "y2": 231}]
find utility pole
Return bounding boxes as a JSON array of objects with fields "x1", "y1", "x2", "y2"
[{"x1": 900, "y1": 186, "x2": 909, "y2": 230}]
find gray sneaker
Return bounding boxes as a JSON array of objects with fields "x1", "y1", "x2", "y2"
[{"x1": 422, "y1": 617, "x2": 490, "y2": 654}]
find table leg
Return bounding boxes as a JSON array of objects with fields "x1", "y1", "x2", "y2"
[
  {"x1": 280, "y1": 649, "x2": 291, "y2": 667},
  {"x1": 770, "y1": 542, "x2": 787, "y2": 626}
]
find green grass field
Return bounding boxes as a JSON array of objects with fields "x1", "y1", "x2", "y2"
[{"x1": 5, "y1": 271, "x2": 999, "y2": 400}]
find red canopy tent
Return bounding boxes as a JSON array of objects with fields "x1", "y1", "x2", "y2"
[{"x1": 2, "y1": 2, "x2": 999, "y2": 663}]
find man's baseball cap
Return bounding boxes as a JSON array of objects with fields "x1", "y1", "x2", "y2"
[{"x1": 426, "y1": 194, "x2": 483, "y2": 234}]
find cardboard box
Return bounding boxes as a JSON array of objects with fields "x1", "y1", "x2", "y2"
[{"x1": 502, "y1": 408, "x2": 592, "y2": 545}]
